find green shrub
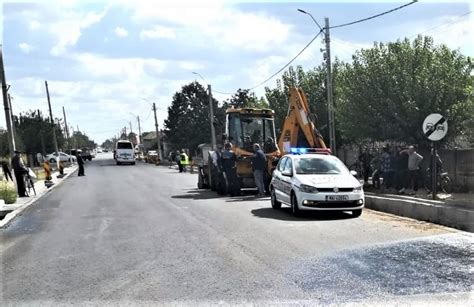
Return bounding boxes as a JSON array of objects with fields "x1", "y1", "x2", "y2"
[{"x1": 0, "y1": 180, "x2": 17, "y2": 204}]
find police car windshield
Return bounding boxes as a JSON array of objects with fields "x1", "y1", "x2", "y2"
[{"x1": 294, "y1": 157, "x2": 347, "y2": 175}]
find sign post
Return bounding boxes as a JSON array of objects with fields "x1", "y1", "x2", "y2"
[{"x1": 422, "y1": 113, "x2": 448, "y2": 200}]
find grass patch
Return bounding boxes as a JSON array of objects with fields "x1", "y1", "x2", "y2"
[{"x1": 0, "y1": 180, "x2": 17, "y2": 204}]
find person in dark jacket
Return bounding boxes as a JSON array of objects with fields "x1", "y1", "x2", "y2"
[
  {"x1": 2, "y1": 160, "x2": 13, "y2": 181},
  {"x1": 358, "y1": 147, "x2": 373, "y2": 184},
  {"x1": 11, "y1": 150, "x2": 27, "y2": 197},
  {"x1": 251, "y1": 143, "x2": 266, "y2": 197},
  {"x1": 76, "y1": 150, "x2": 85, "y2": 176},
  {"x1": 221, "y1": 142, "x2": 240, "y2": 196}
]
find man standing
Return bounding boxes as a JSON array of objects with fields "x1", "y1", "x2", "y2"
[
  {"x1": 11, "y1": 150, "x2": 27, "y2": 197},
  {"x1": 180, "y1": 149, "x2": 189, "y2": 173},
  {"x1": 251, "y1": 143, "x2": 266, "y2": 197},
  {"x1": 76, "y1": 150, "x2": 85, "y2": 176},
  {"x1": 221, "y1": 142, "x2": 240, "y2": 196},
  {"x1": 380, "y1": 145, "x2": 394, "y2": 190},
  {"x1": 401, "y1": 145, "x2": 423, "y2": 194},
  {"x1": 358, "y1": 147, "x2": 373, "y2": 185}
]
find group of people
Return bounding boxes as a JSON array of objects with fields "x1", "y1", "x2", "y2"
[
  {"x1": 219, "y1": 142, "x2": 267, "y2": 197},
  {"x1": 358, "y1": 145, "x2": 437, "y2": 195},
  {"x1": 1, "y1": 150, "x2": 86, "y2": 198}
]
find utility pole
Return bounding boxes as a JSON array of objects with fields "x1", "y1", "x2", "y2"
[
  {"x1": 208, "y1": 84, "x2": 217, "y2": 149},
  {"x1": 129, "y1": 121, "x2": 133, "y2": 134},
  {"x1": 1, "y1": 46, "x2": 15, "y2": 157},
  {"x1": 45, "y1": 81, "x2": 60, "y2": 168},
  {"x1": 136, "y1": 116, "x2": 142, "y2": 145},
  {"x1": 8, "y1": 93, "x2": 16, "y2": 146},
  {"x1": 62, "y1": 106, "x2": 70, "y2": 149},
  {"x1": 152, "y1": 103, "x2": 163, "y2": 161},
  {"x1": 324, "y1": 17, "x2": 336, "y2": 155}
]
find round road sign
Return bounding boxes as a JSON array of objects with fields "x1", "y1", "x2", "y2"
[{"x1": 423, "y1": 113, "x2": 448, "y2": 141}]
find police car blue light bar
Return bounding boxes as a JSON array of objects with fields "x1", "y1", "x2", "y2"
[{"x1": 290, "y1": 148, "x2": 331, "y2": 155}]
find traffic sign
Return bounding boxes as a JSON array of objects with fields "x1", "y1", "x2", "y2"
[{"x1": 423, "y1": 113, "x2": 448, "y2": 141}]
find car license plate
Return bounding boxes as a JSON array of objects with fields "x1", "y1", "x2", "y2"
[{"x1": 326, "y1": 195, "x2": 349, "y2": 201}]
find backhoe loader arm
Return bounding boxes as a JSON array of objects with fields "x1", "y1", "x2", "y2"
[{"x1": 277, "y1": 87, "x2": 327, "y2": 154}]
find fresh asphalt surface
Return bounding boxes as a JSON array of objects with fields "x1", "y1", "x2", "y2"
[{"x1": 1, "y1": 154, "x2": 472, "y2": 305}]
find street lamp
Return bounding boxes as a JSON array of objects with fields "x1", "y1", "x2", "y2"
[
  {"x1": 192, "y1": 72, "x2": 217, "y2": 150},
  {"x1": 298, "y1": 8, "x2": 336, "y2": 155}
]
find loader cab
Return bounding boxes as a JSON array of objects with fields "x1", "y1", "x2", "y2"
[{"x1": 226, "y1": 108, "x2": 278, "y2": 154}]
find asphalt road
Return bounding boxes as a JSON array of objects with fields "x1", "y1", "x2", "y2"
[{"x1": 1, "y1": 154, "x2": 472, "y2": 305}]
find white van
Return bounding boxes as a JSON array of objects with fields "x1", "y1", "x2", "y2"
[{"x1": 115, "y1": 140, "x2": 136, "y2": 165}]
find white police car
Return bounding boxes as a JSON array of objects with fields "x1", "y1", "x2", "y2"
[{"x1": 270, "y1": 148, "x2": 364, "y2": 217}]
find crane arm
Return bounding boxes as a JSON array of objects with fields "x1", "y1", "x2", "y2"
[{"x1": 277, "y1": 87, "x2": 327, "y2": 154}]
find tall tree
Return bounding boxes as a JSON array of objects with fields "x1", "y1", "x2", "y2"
[
  {"x1": 164, "y1": 81, "x2": 224, "y2": 151},
  {"x1": 335, "y1": 36, "x2": 473, "y2": 147},
  {"x1": 15, "y1": 110, "x2": 65, "y2": 154},
  {"x1": 224, "y1": 88, "x2": 268, "y2": 109}
]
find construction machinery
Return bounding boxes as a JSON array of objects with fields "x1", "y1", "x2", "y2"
[
  {"x1": 278, "y1": 87, "x2": 327, "y2": 154},
  {"x1": 206, "y1": 108, "x2": 280, "y2": 195},
  {"x1": 199, "y1": 87, "x2": 327, "y2": 195}
]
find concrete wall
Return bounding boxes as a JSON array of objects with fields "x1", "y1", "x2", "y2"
[{"x1": 365, "y1": 194, "x2": 474, "y2": 232}]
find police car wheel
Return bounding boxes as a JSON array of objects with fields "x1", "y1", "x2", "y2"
[
  {"x1": 271, "y1": 188, "x2": 281, "y2": 209},
  {"x1": 291, "y1": 193, "x2": 301, "y2": 217}
]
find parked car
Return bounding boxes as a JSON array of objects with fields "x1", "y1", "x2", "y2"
[
  {"x1": 81, "y1": 148, "x2": 93, "y2": 161},
  {"x1": 270, "y1": 151, "x2": 364, "y2": 217},
  {"x1": 46, "y1": 152, "x2": 76, "y2": 163},
  {"x1": 146, "y1": 150, "x2": 159, "y2": 164}
]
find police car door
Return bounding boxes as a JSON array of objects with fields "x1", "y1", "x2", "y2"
[
  {"x1": 273, "y1": 157, "x2": 288, "y2": 202},
  {"x1": 280, "y1": 157, "x2": 293, "y2": 204}
]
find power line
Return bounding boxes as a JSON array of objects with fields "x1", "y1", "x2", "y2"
[
  {"x1": 248, "y1": 29, "x2": 324, "y2": 91},
  {"x1": 330, "y1": 0, "x2": 418, "y2": 29},
  {"x1": 410, "y1": 10, "x2": 472, "y2": 38}
]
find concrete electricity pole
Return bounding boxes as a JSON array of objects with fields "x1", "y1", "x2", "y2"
[
  {"x1": 136, "y1": 116, "x2": 142, "y2": 145},
  {"x1": 1, "y1": 46, "x2": 16, "y2": 157},
  {"x1": 62, "y1": 106, "x2": 70, "y2": 148},
  {"x1": 324, "y1": 17, "x2": 336, "y2": 155},
  {"x1": 152, "y1": 103, "x2": 163, "y2": 161},
  {"x1": 208, "y1": 84, "x2": 217, "y2": 150},
  {"x1": 8, "y1": 94, "x2": 16, "y2": 146},
  {"x1": 45, "y1": 80, "x2": 60, "y2": 168},
  {"x1": 129, "y1": 121, "x2": 133, "y2": 134}
]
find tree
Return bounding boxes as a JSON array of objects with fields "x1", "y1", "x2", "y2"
[
  {"x1": 335, "y1": 36, "x2": 473, "y2": 147},
  {"x1": 164, "y1": 81, "x2": 225, "y2": 151},
  {"x1": 15, "y1": 110, "x2": 65, "y2": 154},
  {"x1": 70, "y1": 131, "x2": 95, "y2": 149},
  {"x1": 225, "y1": 88, "x2": 268, "y2": 109},
  {"x1": 101, "y1": 139, "x2": 114, "y2": 149}
]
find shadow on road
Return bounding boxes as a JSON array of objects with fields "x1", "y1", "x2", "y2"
[
  {"x1": 171, "y1": 189, "x2": 222, "y2": 200},
  {"x1": 251, "y1": 207, "x2": 355, "y2": 221}
]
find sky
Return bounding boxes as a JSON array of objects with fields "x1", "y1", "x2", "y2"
[{"x1": 1, "y1": 0, "x2": 473, "y2": 144}]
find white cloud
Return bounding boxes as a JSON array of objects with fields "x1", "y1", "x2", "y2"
[
  {"x1": 139, "y1": 25, "x2": 176, "y2": 40},
  {"x1": 125, "y1": 1, "x2": 291, "y2": 51},
  {"x1": 18, "y1": 42, "x2": 32, "y2": 54},
  {"x1": 74, "y1": 53, "x2": 167, "y2": 81},
  {"x1": 49, "y1": 9, "x2": 108, "y2": 56},
  {"x1": 114, "y1": 26, "x2": 128, "y2": 38},
  {"x1": 178, "y1": 61, "x2": 204, "y2": 71},
  {"x1": 28, "y1": 20, "x2": 40, "y2": 30}
]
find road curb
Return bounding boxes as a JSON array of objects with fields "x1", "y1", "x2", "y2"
[
  {"x1": 365, "y1": 193, "x2": 474, "y2": 232},
  {"x1": 0, "y1": 166, "x2": 78, "y2": 229}
]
